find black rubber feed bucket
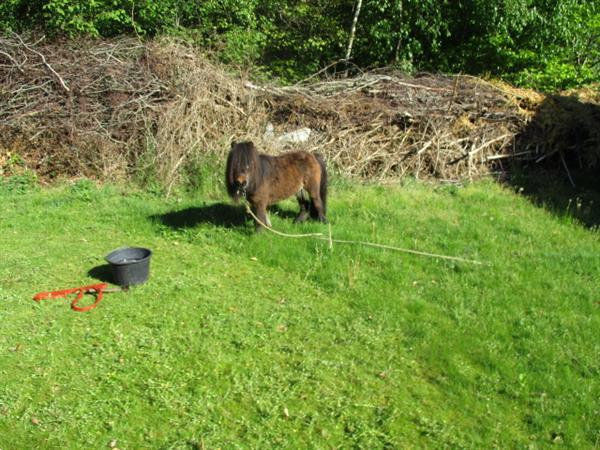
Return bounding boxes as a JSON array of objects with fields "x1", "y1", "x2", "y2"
[{"x1": 105, "y1": 247, "x2": 152, "y2": 287}]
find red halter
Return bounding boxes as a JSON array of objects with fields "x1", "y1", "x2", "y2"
[{"x1": 33, "y1": 283, "x2": 110, "y2": 312}]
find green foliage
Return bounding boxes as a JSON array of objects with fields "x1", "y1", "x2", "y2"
[
  {"x1": 0, "y1": 151, "x2": 39, "y2": 194},
  {"x1": 0, "y1": 0, "x2": 597, "y2": 90},
  {"x1": 42, "y1": 0, "x2": 95, "y2": 36},
  {"x1": 355, "y1": 0, "x2": 448, "y2": 69},
  {"x1": 511, "y1": 2, "x2": 600, "y2": 90},
  {"x1": 437, "y1": 0, "x2": 599, "y2": 91},
  {"x1": 68, "y1": 178, "x2": 98, "y2": 201},
  {"x1": 0, "y1": 171, "x2": 39, "y2": 194},
  {"x1": 216, "y1": 27, "x2": 266, "y2": 66},
  {"x1": 254, "y1": 0, "x2": 348, "y2": 80},
  {"x1": 0, "y1": 0, "x2": 20, "y2": 31},
  {"x1": 40, "y1": 0, "x2": 178, "y2": 36}
]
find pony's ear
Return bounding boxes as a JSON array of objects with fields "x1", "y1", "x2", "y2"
[{"x1": 230, "y1": 140, "x2": 236, "y2": 149}]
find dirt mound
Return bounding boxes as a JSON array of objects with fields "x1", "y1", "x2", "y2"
[{"x1": 1, "y1": 35, "x2": 598, "y2": 188}]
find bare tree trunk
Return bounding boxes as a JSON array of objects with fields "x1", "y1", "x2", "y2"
[
  {"x1": 345, "y1": 0, "x2": 363, "y2": 62},
  {"x1": 394, "y1": 36, "x2": 402, "y2": 63},
  {"x1": 394, "y1": 0, "x2": 403, "y2": 63}
]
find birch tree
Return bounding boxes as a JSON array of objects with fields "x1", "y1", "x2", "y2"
[{"x1": 345, "y1": 0, "x2": 363, "y2": 62}]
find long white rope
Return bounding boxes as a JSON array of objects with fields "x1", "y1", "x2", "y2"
[{"x1": 245, "y1": 204, "x2": 483, "y2": 265}]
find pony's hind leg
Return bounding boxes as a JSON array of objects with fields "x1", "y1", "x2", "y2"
[
  {"x1": 307, "y1": 187, "x2": 327, "y2": 223},
  {"x1": 310, "y1": 197, "x2": 327, "y2": 223},
  {"x1": 306, "y1": 159, "x2": 327, "y2": 223},
  {"x1": 294, "y1": 189, "x2": 310, "y2": 223}
]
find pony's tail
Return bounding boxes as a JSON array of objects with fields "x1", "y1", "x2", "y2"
[{"x1": 312, "y1": 153, "x2": 328, "y2": 218}]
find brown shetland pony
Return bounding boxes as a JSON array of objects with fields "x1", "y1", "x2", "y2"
[{"x1": 225, "y1": 141, "x2": 328, "y2": 231}]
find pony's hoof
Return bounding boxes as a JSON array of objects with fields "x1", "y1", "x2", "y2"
[{"x1": 294, "y1": 213, "x2": 309, "y2": 224}]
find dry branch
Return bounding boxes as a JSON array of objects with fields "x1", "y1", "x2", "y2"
[{"x1": 1, "y1": 35, "x2": 597, "y2": 186}]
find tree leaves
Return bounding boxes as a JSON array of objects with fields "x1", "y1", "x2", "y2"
[{"x1": 0, "y1": 0, "x2": 596, "y2": 90}]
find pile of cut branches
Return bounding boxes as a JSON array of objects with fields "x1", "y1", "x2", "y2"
[
  {"x1": 0, "y1": 35, "x2": 164, "y2": 180},
  {"x1": 252, "y1": 72, "x2": 531, "y2": 181},
  {"x1": 0, "y1": 35, "x2": 597, "y2": 187},
  {"x1": 0, "y1": 35, "x2": 268, "y2": 190}
]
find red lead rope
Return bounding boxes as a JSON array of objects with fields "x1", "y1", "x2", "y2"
[{"x1": 33, "y1": 283, "x2": 109, "y2": 312}]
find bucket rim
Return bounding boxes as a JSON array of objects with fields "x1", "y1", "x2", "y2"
[{"x1": 105, "y1": 246, "x2": 152, "y2": 266}]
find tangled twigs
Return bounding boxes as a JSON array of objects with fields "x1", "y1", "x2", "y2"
[
  {"x1": 251, "y1": 69, "x2": 531, "y2": 181},
  {"x1": 14, "y1": 34, "x2": 70, "y2": 93},
  {"x1": 0, "y1": 34, "x2": 172, "y2": 179},
  {"x1": 1, "y1": 35, "x2": 596, "y2": 186}
]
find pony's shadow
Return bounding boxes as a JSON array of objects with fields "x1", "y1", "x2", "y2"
[
  {"x1": 152, "y1": 202, "x2": 248, "y2": 230},
  {"x1": 270, "y1": 204, "x2": 298, "y2": 221},
  {"x1": 152, "y1": 202, "x2": 300, "y2": 231}
]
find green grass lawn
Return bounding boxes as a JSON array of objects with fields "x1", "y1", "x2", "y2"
[{"x1": 1, "y1": 178, "x2": 598, "y2": 449}]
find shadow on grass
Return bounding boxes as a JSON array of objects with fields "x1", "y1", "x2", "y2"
[
  {"x1": 152, "y1": 203, "x2": 247, "y2": 230},
  {"x1": 507, "y1": 169, "x2": 600, "y2": 228},
  {"x1": 88, "y1": 264, "x2": 114, "y2": 284},
  {"x1": 270, "y1": 204, "x2": 299, "y2": 221},
  {"x1": 151, "y1": 202, "x2": 302, "y2": 232},
  {"x1": 505, "y1": 94, "x2": 600, "y2": 228}
]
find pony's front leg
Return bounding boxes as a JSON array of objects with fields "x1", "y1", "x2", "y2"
[{"x1": 252, "y1": 202, "x2": 271, "y2": 232}]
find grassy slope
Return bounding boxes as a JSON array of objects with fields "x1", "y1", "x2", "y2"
[{"x1": 0, "y1": 179, "x2": 598, "y2": 449}]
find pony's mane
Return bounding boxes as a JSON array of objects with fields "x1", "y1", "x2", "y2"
[{"x1": 226, "y1": 141, "x2": 270, "y2": 197}]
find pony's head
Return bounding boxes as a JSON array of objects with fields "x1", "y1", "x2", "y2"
[{"x1": 225, "y1": 141, "x2": 259, "y2": 202}]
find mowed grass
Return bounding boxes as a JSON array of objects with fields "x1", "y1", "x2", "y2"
[{"x1": 0, "y1": 178, "x2": 598, "y2": 449}]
